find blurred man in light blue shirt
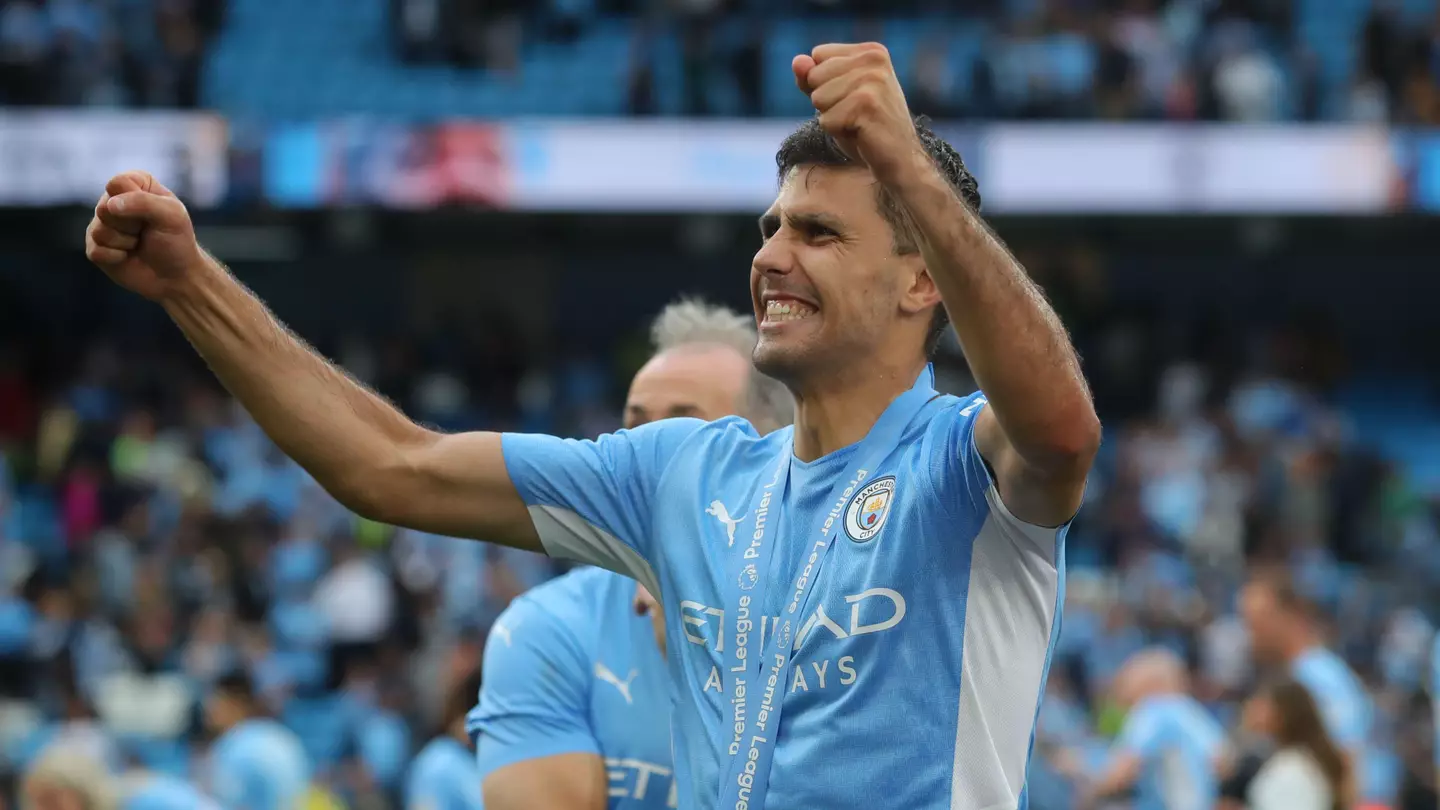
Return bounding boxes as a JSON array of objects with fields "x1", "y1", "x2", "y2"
[
  {"x1": 205, "y1": 670, "x2": 312, "y2": 810},
  {"x1": 408, "y1": 667, "x2": 485, "y2": 810},
  {"x1": 1076, "y1": 649, "x2": 1225, "y2": 810},
  {"x1": 1240, "y1": 569, "x2": 1373, "y2": 796}
]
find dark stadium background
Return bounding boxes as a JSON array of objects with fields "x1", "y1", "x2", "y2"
[{"x1": 4, "y1": 0, "x2": 1440, "y2": 808}]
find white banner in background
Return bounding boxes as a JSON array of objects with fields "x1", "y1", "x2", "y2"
[
  {"x1": 0, "y1": 112, "x2": 228, "y2": 207},
  {"x1": 500, "y1": 121, "x2": 1399, "y2": 214},
  {"x1": 504, "y1": 119, "x2": 797, "y2": 212},
  {"x1": 984, "y1": 124, "x2": 1396, "y2": 213}
]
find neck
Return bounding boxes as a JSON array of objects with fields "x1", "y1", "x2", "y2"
[{"x1": 789, "y1": 357, "x2": 926, "y2": 462}]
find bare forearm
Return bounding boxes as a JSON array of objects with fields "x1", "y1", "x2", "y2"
[
  {"x1": 891, "y1": 159, "x2": 1099, "y2": 464},
  {"x1": 160, "y1": 251, "x2": 425, "y2": 515}
]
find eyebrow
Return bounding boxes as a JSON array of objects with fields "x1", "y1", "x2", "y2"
[{"x1": 758, "y1": 210, "x2": 847, "y2": 237}]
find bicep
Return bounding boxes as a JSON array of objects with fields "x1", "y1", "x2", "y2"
[
  {"x1": 497, "y1": 420, "x2": 703, "y2": 583},
  {"x1": 483, "y1": 753, "x2": 608, "y2": 810},
  {"x1": 377, "y1": 430, "x2": 542, "y2": 552},
  {"x1": 974, "y1": 402, "x2": 1087, "y2": 528}
]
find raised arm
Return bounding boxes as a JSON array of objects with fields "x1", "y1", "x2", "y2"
[
  {"x1": 888, "y1": 154, "x2": 1098, "y2": 526},
  {"x1": 798, "y1": 42, "x2": 1101, "y2": 527},
  {"x1": 84, "y1": 171, "x2": 539, "y2": 550}
]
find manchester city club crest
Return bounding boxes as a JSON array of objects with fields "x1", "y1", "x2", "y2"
[{"x1": 844, "y1": 476, "x2": 896, "y2": 543}]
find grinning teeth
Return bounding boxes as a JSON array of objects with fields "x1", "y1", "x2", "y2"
[{"x1": 765, "y1": 300, "x2": 815, "y2": 322}]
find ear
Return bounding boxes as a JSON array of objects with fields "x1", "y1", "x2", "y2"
[{"x1": 897, "y1": 259, "x2": 942, "y2": 317}]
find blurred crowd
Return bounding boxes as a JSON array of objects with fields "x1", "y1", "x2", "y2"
[
  {"x1": 2, "y1": 249, "x2": 1440, "y2": 808},
  {"x1": 0, "y1": 331, "x2": 561, "y2": 807},
  {"x1": 6, "y1": 0, "x2": 1440, "y2": 121},
  {"x1": 0, "y1": 0, "x2": 225, "y2": 107}
]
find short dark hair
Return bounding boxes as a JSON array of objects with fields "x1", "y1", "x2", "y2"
[
  {"x1": 214, "y1": 669, "x2": 257, "y2": 704},
  {"x1": 774, "y1": 115, "x2": 981, "y2": 357}
]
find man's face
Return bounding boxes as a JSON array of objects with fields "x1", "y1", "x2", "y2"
[
  {"x1": 204, "y1": 691, "x2": 242, "y2": 734},
  {"x1": 624, "y1": 345, "x2": 749, "y2": 429},
  {"x1": 1238, "y1": 582, "x2": 1284, "y2": 663},
  {"x1": 750, "y1": 166, "x2": 928, "y2": 382}
]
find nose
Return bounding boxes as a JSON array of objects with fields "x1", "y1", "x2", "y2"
[{"x1": 751, "y1": 233, "x2": 795, "y2": 279}]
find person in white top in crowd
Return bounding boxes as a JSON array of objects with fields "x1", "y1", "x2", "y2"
[{"x1": 1245, "y1": 678, "x2": 1351, "y2": 810}]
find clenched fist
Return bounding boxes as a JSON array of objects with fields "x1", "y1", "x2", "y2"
[
  {"x1": 794, "y1": 42, "x2": 925, "y2": 186},
  {"x1": 85, "y1": 171, "x2": 203, "y2": 302}
]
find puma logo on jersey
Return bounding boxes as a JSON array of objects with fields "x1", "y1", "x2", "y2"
[
  {"x1": 491, "y1": 620, "x2": 517, "y2": 647},
  {"x1": 706, "y1": 501, "x2": 746, "y2": 547},
  {"x1": 594, "y1": 662, "x2": 639, "y2": 704}
]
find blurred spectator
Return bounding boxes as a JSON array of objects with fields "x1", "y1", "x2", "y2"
[
  {"x1": 1073, "y1": 648, "x2": 1226, "y2": 810},
  {"x1": 313, "y1": 538, "x2": 392, "y2": 687},
  {"x1": 1245, "y1": 679, "x2": 1352, "y2": 810},
  {"x1": 393, "y1": 0, "x2": 446, "y2": 62},
  {"x1": 204, "y1": 670, "x2": 311, "y2": 810},
  {"x1": 1240, "y1": 568, "x2": 1376, "y2": 799}
]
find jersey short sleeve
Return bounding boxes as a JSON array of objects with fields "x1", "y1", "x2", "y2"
[
  {"x1": 930, "y1": 392, "x2": 1065, "y2": 556},
  {"x1": 466, "y1": 595, "x2": 599, "y2": 779},
  {"x1": 502, "y1": 418, "x2": 704, "y2": 592}
]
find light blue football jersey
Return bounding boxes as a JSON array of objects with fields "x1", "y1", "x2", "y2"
[
  {"x1": 1111, "y1": 694, "x2": 1224, "y2": 810},
  {"x1": 407, "y1": 737, "x2": 484, "y2": 810},
  {"x1": 208, "y1": 718, "x2": 312, "y2": 810},
  {"x1": 466, "y1": 567, "x2": 674, "y2": 809},
  {"x1": 501, "y1": 379, "x2": 1067, "y2": 810}
]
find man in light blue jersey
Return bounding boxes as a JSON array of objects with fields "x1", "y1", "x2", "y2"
[
  {"x1": 205, "y1": 670, "x2": 312, "y2": 810},
  {"x1": 1076, "y1": 649, "x2": 1225, "y2": 810},
  {"x1": 408, "y1": 668, "x2": 485, "y2": 810},
  {"x1": 467, "y1": 300, "x2": 793, "y2": 810},
  {"x1": 1240, "y1": 569, "x2": 1373, "y2": 797},
  {"x1": 85, "y1": 40, "x2": 1099, "y2": 810},
  {"x1": 22, "y1": 748, "x2": 222, "y2": 810}
]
